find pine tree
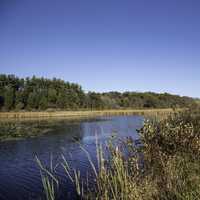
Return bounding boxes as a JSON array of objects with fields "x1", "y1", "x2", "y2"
[{"x1": 4, "y1": 86, "x2": 15, "y2": 110}]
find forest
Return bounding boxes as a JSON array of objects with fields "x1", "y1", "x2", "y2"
[{"x1": 0, "y1": 74, "x2": 196, "y2": 111}]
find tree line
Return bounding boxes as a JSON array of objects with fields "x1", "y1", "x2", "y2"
[{"x1": 0, "y1": 74, "x2": 195, "y2": 111}]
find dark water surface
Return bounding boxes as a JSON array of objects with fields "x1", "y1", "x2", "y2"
[{"x1": 0, "y1": 115, "x2": 143, "y2": 200}]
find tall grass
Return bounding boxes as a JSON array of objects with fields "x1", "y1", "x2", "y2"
[
  {"x1": 37, "y1": 107, "x2": 200, "y2": 200},
  {"x1": 0, "y1": 108, "x2": 173, "y2": 119},
  {"x1": 36, "y1": 156, "x2": 59, "y2": 200}
]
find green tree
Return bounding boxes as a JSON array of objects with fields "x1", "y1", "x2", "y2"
[
  {"x1": 88, "y1": 92, "x2": 104, "y2": 110},
  {"x1": 15, "y1": 91, "x2": 25, "y2": 110},
  {"x1": 56, "y1": 93, "x2": 67, "y2": 109},
  {"x1": 4, "y1": 86, "x2": 15, "y2": 110},
  {"x1": 0, "y1": 74, "x2": 197, "y2": 111},
  {"x1": 48, "y1": 88, "x2": 57, "y2": 107},
  {"x1": 39, "y1": 95, "x2": 48, "y2": 110},
  {"x1": 27, "y1": 92, "x2": 39, "y2": 109},
  {"x1": 0, "y1": 96, "x2": 4, "y2": 109}
]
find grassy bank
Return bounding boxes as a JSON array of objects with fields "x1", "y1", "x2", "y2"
[
  {"x1": 0, "y1": 108, "x2": 174, "y2": 142},
  {"x1": 0, "y1": 108, "x2": 173, "y2": 142},
  {"x1": 0, "y1": 108, "x2": 174, "y2": 119},
  {"x1": 37, "y1": 107, "x2": 200, "y2": 200}
]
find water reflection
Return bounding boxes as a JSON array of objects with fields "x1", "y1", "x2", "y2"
[{"x1": 0, "y1": 115, "x2": 143, "y2": 200}]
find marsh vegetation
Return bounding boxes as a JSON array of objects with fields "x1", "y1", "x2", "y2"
[
  {"x1": 0, "y1": 108, "x2": 172, "y2": 141},
  {"x1": 0, "y1": 115, "x2": 144, "y2": 200},
  {"x1": 38, "y1": 106, "x2": 200, "y2": 200}
]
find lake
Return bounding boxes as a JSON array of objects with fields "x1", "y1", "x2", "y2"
[{"x1": 0, "y1": 115, "x2": 144, "y2": 200}]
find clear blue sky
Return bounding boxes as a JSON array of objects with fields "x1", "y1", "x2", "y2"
[{"x1": 0, "y1": 0, "x2": 200, "y2": 97}]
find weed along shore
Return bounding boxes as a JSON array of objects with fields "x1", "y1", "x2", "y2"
[
  {"x1": 0, "y1": 108, "x2": 173, "y2": 119},
  {"x1": 0, "y1": 109, "x2": 174, "y2": 142},
  {"x1": 33, "y1": 107, "x2": 200, "y2": 200},
  {"x1": 36, "y1": 107, "x2": 200, "y2": 200}
]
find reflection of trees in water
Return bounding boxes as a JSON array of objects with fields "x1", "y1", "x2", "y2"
[
  {"x1": 0, "y1": 117, "x2": 110, "y2": 142},
  {"x1": 81, "y1": 123, "x2": 101, "y2": 137},
  {"x1": 49, "y1": 121, "x2": 84, "y2": 142},
  {"x1": 0, "y1": 119, "x2": 84, "y2": 141},
  {"x1": 51, "y1": 118, "x2": 109, "y2": 139},
  {"x1": 0, "y1": 120, "x2": 87, "y2": 162},
  {"x1": 81, "y1": 121, "x2": 112, "y2": 138}
]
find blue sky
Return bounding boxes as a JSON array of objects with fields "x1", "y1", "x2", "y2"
[{"x1": 0, "y1": 0, "x2": 200, "y2": 97}]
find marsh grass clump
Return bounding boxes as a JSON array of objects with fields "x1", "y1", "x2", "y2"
[
  {"x1": 38, "y1": 108, "x2": 200, "y2": 200},
  {"x1": 36, "y1": 156, "x2": 59, "y2": 200},
  {"x1": 138, "y1": 109, "x2": 200, "y2": 200}
]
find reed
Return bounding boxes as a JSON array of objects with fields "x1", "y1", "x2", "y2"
[
  {"x1": 0, "y1": 108, "x2": 174, "y2": 141},
  {"x1": 0, "y1": 108, "x2": 174, "y2": 119},
  {"x1": 36, "y1": 156, "x2": 59, "y2": 200},
  {"x1": 37, "y1": 108, "x2": 200, "y2": 200}
]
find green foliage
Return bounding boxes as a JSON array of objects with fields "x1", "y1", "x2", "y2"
[
  {"x1": 48, "y1": 88, "x2": 57, "y2": 106},
  {"x1": 15, "y1": 91, "x2": 24, "y2": 109},
  {"x1": 15, "y1": 102, "x2": 24, "y2": 111},
  {"x1": 27, "y1": 91, "x2": 39, "y2": 109},
  {"x1": 0, "y1": 74, "x2": 196, "y2": 111},
  {"x1": 137, "y1": 109, "x2": 200, "y2": 199},
  {"x1": 88, "y1": 92, "x2": 104, "y2": 110},
  {"x1": 0, "y1": 96, "x2": 4, "y2": 109},
  {"x1": 39, "y1": 95, "x2": 48, "y2": 110},
  {"x1": 4, "y1": 85, "x2": 15, "y2": 110}
]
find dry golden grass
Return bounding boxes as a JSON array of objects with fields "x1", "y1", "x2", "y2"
[{"x1": 0, "y1": 108, "x2": 174, "y2": 119}]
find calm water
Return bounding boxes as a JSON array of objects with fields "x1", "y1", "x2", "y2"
[{"x1": 0, "y1": 115, "x2": 143, "y2": 200}]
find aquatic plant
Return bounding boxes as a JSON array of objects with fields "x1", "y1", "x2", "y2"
[
  {"x1": 36, "y1": 156, "x2": 59, "y2": 200},
  {"x1": 38, "y1": 108, "x2": 200, "y2": 200}
]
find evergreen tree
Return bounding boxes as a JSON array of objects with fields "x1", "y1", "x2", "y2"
[
  {"x1": 27, "y1": 92, "x2": 39, "y2": 109},
  {"x1": 0, "y1": 74, "x2": 196, "y2": 111},
  {"x1": 4, "y1": 86, "x2": 15, "y2": 110},
  {"x1": 39, "y1": 95, "x2": 48, "y2": 110},
  {"x1": 15, "y1": 91, "x2": 25, "y2": 110}
]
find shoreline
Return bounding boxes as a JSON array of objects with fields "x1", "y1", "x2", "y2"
[{"x1": 0, "y1": 108, "x2": 174, "y2": 120}]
